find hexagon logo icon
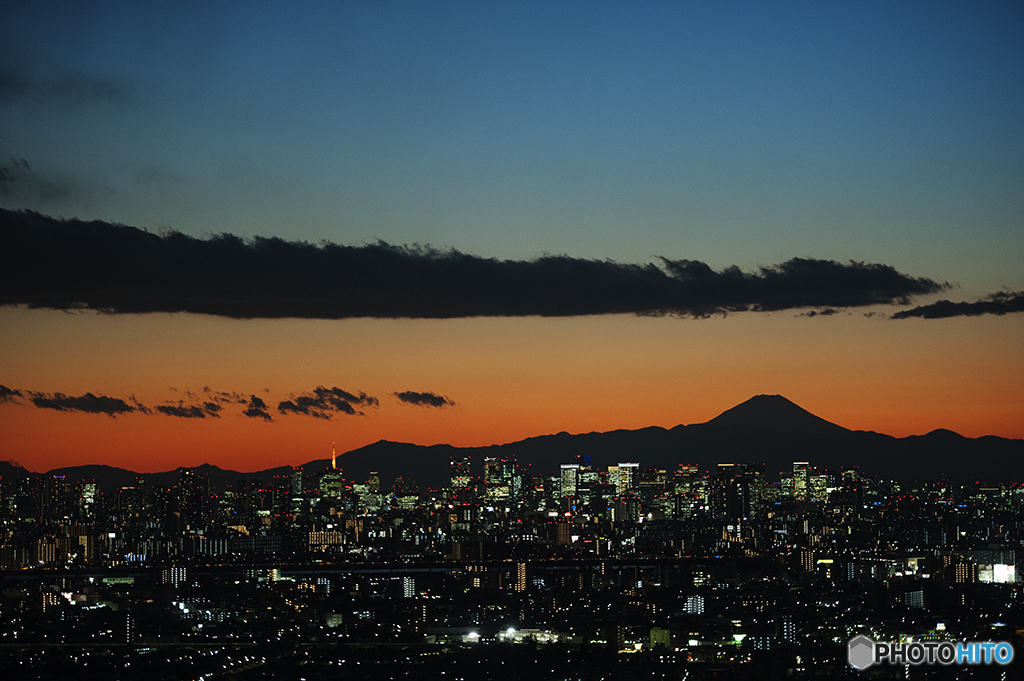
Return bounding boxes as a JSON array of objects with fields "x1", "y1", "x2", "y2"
[{"x1": 848, "y1": 635, "x2": 875, "y2": 669}]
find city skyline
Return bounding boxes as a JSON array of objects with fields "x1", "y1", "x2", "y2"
[{"x1": 2, "y1": 1, "x2": 1023, "y2": 474}]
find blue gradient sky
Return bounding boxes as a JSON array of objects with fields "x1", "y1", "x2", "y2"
[
  {"x1": 1, "y1": 1, "x2": 1022, "y2": 471},
  {"x1": 3, "y1": 2, "x2": 1021, "y2": 285}
]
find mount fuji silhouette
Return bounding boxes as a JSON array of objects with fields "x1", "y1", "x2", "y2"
[
  {"x1": 703, "y1": 394, "x2": 848, "y2": 434},
  {"x1": 24, "y1": 395, "x2": 1024, "y2": 490}
]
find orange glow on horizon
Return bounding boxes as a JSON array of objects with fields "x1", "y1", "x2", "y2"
[{"x1": 1, "y1": 308, "x2": 1021, "y2": 473}]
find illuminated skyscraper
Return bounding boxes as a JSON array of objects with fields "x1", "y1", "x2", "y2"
[
  {"x1": 483, "y1": 457, "x2": 512, "y2": 502},
  {"x1": 809, "y1": 473, "x2": 828, "y2": 502},
  {"x1": 450, "y1": 456, "x2": 473, "y2": 503},
  {"x1": 671, "y1": 465, "x2": 699, "y2": 494},
  {"x1": 78, "y1": 481, "x2": 96, "y2": 521},
  {"x1": 451, "y1": 456, "x2": 471, "y2": 488},
  {"x1": 559, "y1": 464, "x2": 580, "y2": 498},
  {"x1": 577, "y1": 469, "x2": 598, "y2": 504},
  {"x1": 289, "y1": 467, "x2": 306, "y2": 522},
  {"x1": 616, "y1": 462, "x2": 639, "y2": 495},
  {"x1": 792, "y1": 462, "x2": 810, "y2": 502}
]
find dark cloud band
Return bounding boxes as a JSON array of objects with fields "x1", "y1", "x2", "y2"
[
  {"x1": 0, "y1": 384, "x2": 24, "y2": 403},
  {"x1": 0, "y1": 384, "x2": 387, "y2": 421},
  {"x1": 892, "y1": 291, "x2": 1024, "y2": 319},
  {"x1": 156, "y1": 401, "x2": 222, "y2": 419},
  {"x1": 277, "y1": 386, "x2": 378, "y2": 419},
  {"x1": 0, "y1": 209, "x2": 948, "y2": 320},
  {"x1": 242, "y1": 395, "x2": 273, "y2": 421},
  {"x1": 394, "y1": 391, "x2": 455, "y2": 408},
  {"x1": 29, "y1": 391, "x2": 137, "y2": 417}
]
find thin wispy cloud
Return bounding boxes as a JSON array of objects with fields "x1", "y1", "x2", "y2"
[
  {"x1": 394, "y1": 391, "x2": 456, "y2": 408},
  {"x1": 892, "y1": 291, "x2": 1024, "y2": 320},
  {"x1": 796, "y1": 308, "x2": 841, "y2": 318},
  {"x1": 0, "y1": 67, "x2": 129, "y2": 109},
  {"x1": 0, "y1": 384, "x2": 24, "y2": 403},
  {"x1": 0, "y1": 159, "x2": 87, "y2": 208},
  {"x1": 162, "y1": 386, "x2": 247, "y2": 418},
  {"x1": 0, "y1": 210, "x2": 949, "y2": 320},
  {"x1": 199, "y1": 386, "x2": 249, "y2": 405}
]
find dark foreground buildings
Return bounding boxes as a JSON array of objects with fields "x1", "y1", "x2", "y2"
[{"x1": 1, "y1": 456, "x2": 1021, "y2": 679}]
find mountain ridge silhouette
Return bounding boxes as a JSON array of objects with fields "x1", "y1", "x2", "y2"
[{"x1": 20, "y1": 395, "x2": 1022, "y2": 490}]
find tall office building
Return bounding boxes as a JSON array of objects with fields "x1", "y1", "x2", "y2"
[
  {"x1": 577, "y1": 469, "x2": 598, "y2": 504},
  {"x1": 483, "y1": 457, "x2": 512, "y2": 502},
  {"x1": 289, "y1": 467, "x2": 306, "y2": 523},
  {"x1": 672, "y1": 465, "x2": 699, "y2": 495},
  {"x1": 616, "y1": 463, "x2": 639, "y2": 495},
  {"x1": 560, "y1": 464, "x2": 580, "y2": 498},
  {"x1": 176, "y1": 469, "x2": 209, "y2": 534},
  {"x1": 715, "y1": 463, "x2": 762, "y2": 521},
  {"x1": 451, "y1": 456, "x2": 471, "y2": 489},
  {"x1": 450, "y1": 456, "x2": 473, "y2": 503},
  {"x1": 792, "y1": 462, "x2": 810, "y2": 502},
  {"x1": 78, "y1": 481, "x2": 97, "y2": 521}
]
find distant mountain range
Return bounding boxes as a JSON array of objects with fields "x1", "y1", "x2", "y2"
[{"x1": 3, "y1": 395, "x2": 1021, "y2": 490}]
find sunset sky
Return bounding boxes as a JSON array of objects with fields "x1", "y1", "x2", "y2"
[{"x1": 2, "y1": 1, "x2": 1022, "y2": 474}]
